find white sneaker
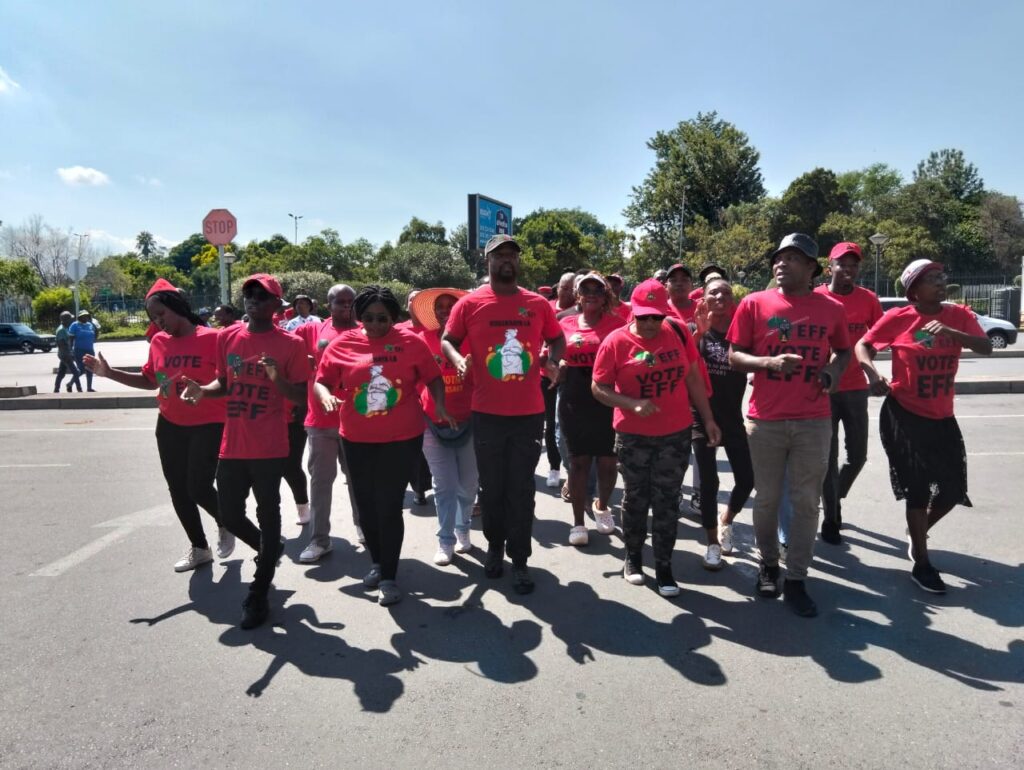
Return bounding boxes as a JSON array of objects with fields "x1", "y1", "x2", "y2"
[
  {"x1": 216, "y1": 527, "x2": 235, "y2": 559},
  {"x1": 568, "y1": 525, "x2": 589, "y2": 546},
  {"x1": 719, "y1": 523, "x2": 734, "y2": 555},
  {"x1": 174, "y1": 546, "x2": 213, "y2": 573},
  {"x1": 363, "y1": 564, "x2": 382, "y2": 588},
  {"x1": 433, "y1": 543, "x2": 455, "y2": 566},
  {"x1": 703, "y1": 544, "x2": 724, "y2": 571},
  {"x1": 546, "y1": 469, "x2": 562, "y2": 488},
  {"x1": 454, "y1": 530, "x2": 472, "y2": 553},
  {"x1": 299, "y1": 541, "x2": 332, "y2": 563},
  {"x1": 295, "y1": 502, "x2": 310, "y2": 525},
  {"x1": 593, "y1": 501, "x2": 615, "y2": 535},
  {"x1": 355, "y1": 526, "x2": 366, "y2": 545}
]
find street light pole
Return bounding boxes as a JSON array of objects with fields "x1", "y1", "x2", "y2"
[
  {"x1": 869, "y1": 232, "x2": 890, "y2": 294},
  {"x1": 71, "y1": 232, "x2": 89, "y2": 316},
  {"x1": 288, "y1": 213, "x2": 303, "y2": 245}
]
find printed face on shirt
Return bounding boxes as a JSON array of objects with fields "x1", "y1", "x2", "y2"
[
  {"x1": 485, "y1": 327, "x2": 532, "y2": 381},
  {"x1": 354, "y1": 363, "x2": 402, "y2": 416}
]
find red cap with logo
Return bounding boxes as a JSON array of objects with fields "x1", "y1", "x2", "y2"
[
  {"x1": 243, "y1": 273, "x2": 283, "y2": 298},
  {"x1": 828, "y1": 242, "x2": 863, "y2": 262},
  {"x1": 629, "y1": 279, "x2": 672, "y2": 316}
]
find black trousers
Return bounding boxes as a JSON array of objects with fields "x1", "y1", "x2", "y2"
[
  {"x1": 409, "y1": 450, "x2": 432, "y2": 497},
  {"x1": 155, "y1": 416, "x2": 223, "y2": 548},
  {"x1": 282, "y1": 419, "x2": 309, "y2": 505},
  {"x1": 692, "y1": 423, "x2": 754, "y2": 530},
  {"x1": 55, "y1": 355, "x2": 82, "y2": 392},
  {"x1": 217, "y1": 457, "x2": 286, "y2": 596},
  {"x1": 473, "y1": 411, "x2": 544, "y2": 566},
  {"x1": 343, "y1": 435, "x2": 423, "y2": 581},
  {"x1": 822, "y1": 389, "x2": 870, "y2": 524},
  {"x1": 542, "y1": 377, "x2": 560, "y2": 471}
]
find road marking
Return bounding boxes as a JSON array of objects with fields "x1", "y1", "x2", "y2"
[
  {"x1": 0, "y1": 463, "x2": 72, "y2": 468},
  {"x1": 30, "y1": 505, "x2": 172, "y2": 578}
]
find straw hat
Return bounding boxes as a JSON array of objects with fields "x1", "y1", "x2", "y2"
[{"x1": 409, "y1": 287, "x2": 469, "y2": 331}]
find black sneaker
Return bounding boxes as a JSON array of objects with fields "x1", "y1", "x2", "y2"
[
  {"x1": 911, "y1": 564, "x2": 947, "y2": 594},
  {"x1": 623, "y1": 552, "x2": 644, "y2": 585},
  {"x1": 820, "y1": 519, "x2": 842, "y2": 545},
  {"x1": 413, "y1": 493, "x2": 428, "y2": 506},
  {"x1": 484, "y1": 544, "x2": 504, "y2": 579},
  {"x1": 240, "y1": 593, "x2": 269, "y2": 629},
  {"x1": 783, "y1": 579, "x2": 818, "y2": 617},
  {"x1": 756, "y1": 563, "x2": 781, "y2": 598},
  {"x1": 512, "y1": 564, "x2": 534, "y2": 595},
  {"x1": 655, "y1": 562, "x2": 680, "y2": 597}
]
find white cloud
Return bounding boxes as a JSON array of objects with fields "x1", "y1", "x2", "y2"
[
  {"x1": 57, "y1": 166, "x2": 111, "y2": 186},
  {"x1": 0, "y1": 66, "x2": 21, "y2": 94},
  {"x1": 86, "y1": 229, "x2": 177, "y2": 256},
  {"x1": 134, "y1": 174, "x2": 162, "y2": 187}
]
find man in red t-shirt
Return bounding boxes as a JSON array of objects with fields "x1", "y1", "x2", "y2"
[
  {"x1": 294, "y1": 283, "x2": 363, "y2": 563},
  {"x1": 813, "y1": 242, "x2": 883, "y2": 545},
  {"x1": 183, "y1": 273, "x2": 309, "y2": 629},
  {"x1": 442, "y1": 234, "x2": 565, "y2": 595},
  {"x1": 666, "y1": 263, "x2": 696, "y2": 324},
  {"x1": 727, "y1": 233, "x2": 850, "y2": 618}
]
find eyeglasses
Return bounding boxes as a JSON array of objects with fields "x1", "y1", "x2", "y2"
[
  {"x1": 635, "y1": 314, "x2": 665, "y2": 322},
  {"x1": 360, "y1": 314, "x2": 392, "y2": 324}
]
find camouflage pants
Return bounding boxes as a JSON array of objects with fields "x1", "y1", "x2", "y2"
[{"x1": 616, "y1": 429, "x2": 691, "y2": 565}]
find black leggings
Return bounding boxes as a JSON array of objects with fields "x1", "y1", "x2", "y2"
[
  {"x1": 282, "y1": 419, "x2": 309, "y2": 505},
  {"x1": 155, "y1": 416, "x2": 223, "y2": 549},
  {"x1": 217, "y1": 457, "x2": 286, "y2": 596},
  {"x1": 343, "y1": 435, "x2": 423, "y2": 581},
  {"x1": 542, "y1": 377, "x2": 560, "y2": 471},
  {"x1": 692, "y1": 425, "x2": 754, "y2": 530}
]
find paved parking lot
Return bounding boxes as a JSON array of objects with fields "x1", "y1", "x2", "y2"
[{"x1": 1, "y1": 396, "x2": 1022, "y2": 768}]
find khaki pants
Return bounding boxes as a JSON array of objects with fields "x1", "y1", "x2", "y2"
[{"x1": 746, "y1": 417, "x2": 831, "y2": 579}]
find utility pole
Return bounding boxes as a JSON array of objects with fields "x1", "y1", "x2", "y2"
[
  {"x1": 288, "y1": 213, "x2": 303, "y2": 245},
  {"x1": 71, "y1": 232, "x2": 89, "y2": 316}
]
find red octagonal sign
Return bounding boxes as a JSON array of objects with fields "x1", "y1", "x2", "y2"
[{"x1": 203, "y1": 208, "x2": 237, "y2": 246}]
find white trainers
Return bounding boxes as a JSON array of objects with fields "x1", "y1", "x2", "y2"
[
  {"x1": 454, "y1": 529, "x2": 472, "y2": 553},
  {"x1": 593, "y1": 500, "x2": 616, "y2": 534},
  {"x1": 174, "y1": 546, "x2": 213, "y2": 573},
  {"x1": 295, "y1": 503, "x2": 310, "y2": 525},
  {"x1": 355, "y1": 526, "x2": 366, "y2": 545},
  {"x1": 546, "y1": 469, "x2": 562, "y2": 488},
  {"x1": 568, "y1": 525, "x2": 589, "y2": 546},
  {"x1": 216, "y1": 527, "x2": 235, "y2": 559},
  {"x1": 299, "y1": 541, "x2": 332, "y2": 563},
  {"x1": 433, "y1": 543, "x2": 455, "y2": 566},
  {"x1": 703, "y1": 544, "x2": 724, "y2": 571},
  {"x1": 363, "y1": 564, "x2": 382, "y2": 588},
  {"x1": 719, "y1": 523, "x2": 734, "y2": 555}
]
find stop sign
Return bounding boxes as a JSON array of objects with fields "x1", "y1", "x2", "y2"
[{"x1": 203, "y1": 208, "x2": 237, "y2": 246}]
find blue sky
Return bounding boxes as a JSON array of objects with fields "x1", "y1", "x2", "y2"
[{"x1": 1, "y1": 0, "x2": 1021, "y2": 259}]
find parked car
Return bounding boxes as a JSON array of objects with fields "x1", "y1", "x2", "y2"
[
  {"x1": 0, "y1": 323, "x2": 57, "y2": 354},
  {"x1": 878, "y1": 298, "x2": 1019, "y2": 349}
]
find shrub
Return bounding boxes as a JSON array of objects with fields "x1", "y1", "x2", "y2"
[{"x1": 32, "y1": 286, "x2": 91, "y2": 328}]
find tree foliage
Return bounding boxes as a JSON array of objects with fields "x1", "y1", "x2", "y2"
[
  {"x1": 913, "y1": 148, "x2": 984, "y2": 203},
  {"x1": 398, "y1": 217, "x2": 447, "y2": 245},
  {"x1": 778, "y1": 168, "x2": 850, "y2": 238},
  {"x1": 0, "y1": 258, "x2": 42, "y2": 299},
  {"x1": 32, "y1": 286, "x2": 92, "y2": 327},
  {"x1": 373, "y1": 242, "x2": 474, "y2": 289}
]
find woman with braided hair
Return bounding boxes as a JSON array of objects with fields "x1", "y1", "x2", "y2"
[{"x1": 84, "y1": 279, "x2": 230, "y2": 573}]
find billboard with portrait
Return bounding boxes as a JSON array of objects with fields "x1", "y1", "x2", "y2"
[{"x1": 468, "y1": 194, "x2": 513, "y2": 251}]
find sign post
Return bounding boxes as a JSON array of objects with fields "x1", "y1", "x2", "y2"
[
  {"x1": 202, "y1": 209, "x2": 238, "y2": 303},
  {"x1": 468, "y1": 194, "x2": 512, "y2": 275},
  {"x1": 68, "y1": 259, "x2": 83, "y2": 316}
]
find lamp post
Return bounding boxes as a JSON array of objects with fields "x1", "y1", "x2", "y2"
[
  {"x1": 71, "y1": 232, "x2": 89, "y2": 316},
  {"x1": 224, "y1": 252, "x2": 236, "y2": 302},
  {"x1": 288, "y1": 213, "x2": 303, "y2": 245},
  {"x1": 869, "y1": 232, "x2": 890, "y2": 294}
]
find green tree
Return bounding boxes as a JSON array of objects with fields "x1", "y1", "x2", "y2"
[
  {"x1": 32, "y1": 286, "x2": 92, "y2": 327},
  {"x1": 374, "y1": 242, "x2": 474, "y2": 289},
  {"x1": 0, "y1": 258, "x2": 41, "y2": 300},
  {"x1": 837, "y1": 163, "x2": 903, "y2": 215},
  {"x1": 515, "y1": 209, "x2": 596, "y2": 286},
  {"x1": 913, "y1": 148, "x2": 984, "y2": 203},
  {"x1": 978, "y1": 192, "x2": 1024, "y2": 274},
  {"x1": 778, "y1": 168, "x2": 850, "y2": 239},
  {"x1": 135, "y1": 231, "x2": 157, "y2": 260},
  {"x1": 398, "y1": 217, "x2": 447, "y2": 245},
  {"x1": 167, "y1": 233, "x2": 208, "y2": 274},
  {"x1": 624, "y1": 111, "x2": 765, "y2": 263}
]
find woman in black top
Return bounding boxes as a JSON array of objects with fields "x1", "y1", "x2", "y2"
[{"x1": 691, "y1": 277, "x2": 754, "y2": 569}]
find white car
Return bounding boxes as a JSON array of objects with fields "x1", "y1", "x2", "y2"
[{"x1": 878, "y1": 298, "x2": 1019, "y2": 349}]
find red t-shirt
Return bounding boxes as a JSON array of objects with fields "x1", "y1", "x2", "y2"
[
  {"x1": 215, "y1": 325, "x2": 309, "y2": 459},
  {"x1": 416, "y1": 329, "x2": 473, "y2": 423},
  {"x1": 445, "y1": 286, "x2": 562, "y2": 416},
  {"x1": 669, "y1": 300, "x2": 696, "y2": 325},
  {"x1": 316, "y1": 326, "x2": 440, "y2": 443},
  {"x1": 814, "y1": 285, "x2": 883, "y2": 391},
  {"x1": 592, "y1": 321, "x2": 699, "y2": 436},
  {"x1": 142, "y1": 326, "x2": 225, "y2": 426},
  {"x1": 294, "y1": 319, "x2": 357, "y2": 430},
  {"x1": 861, "y1": 304, "x2": 983, "y2": 419},
  {"x1": 560, "y1": 312, "x2": 626, "y2": 368},
  {"x1": 727, "y1": 289, "x2": 850, "y2": 421},
  {"x1": 613, "y1": 302, "x2": 632, "y2": 322}
]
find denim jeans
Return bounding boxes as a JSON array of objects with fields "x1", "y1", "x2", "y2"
[{"x1": 421, "y1": 427, "x2": 478, "y2": 546}]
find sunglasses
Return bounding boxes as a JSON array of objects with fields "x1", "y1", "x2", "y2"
[
  {"x1": 635, "y1": 314, "x2": 666, "y2": 322},
  {"x1": 578, "y1": 285, "x2": 605, "y2": 296}
]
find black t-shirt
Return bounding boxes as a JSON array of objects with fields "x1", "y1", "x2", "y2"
[{"x1": 695, "y1": 326, "x2": 746, "y2": 431}]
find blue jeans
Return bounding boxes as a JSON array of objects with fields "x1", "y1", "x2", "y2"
[
  {"x1": 74, "y1": 350, "x2": 94, "y2": 390},
  {"x1": 422, "y1": 427, "x2": 479, "y2": 546}
]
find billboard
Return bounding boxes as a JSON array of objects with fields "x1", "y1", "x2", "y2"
[{"x1": 468, "y1": 194, "x2": 512, "y2": 251}]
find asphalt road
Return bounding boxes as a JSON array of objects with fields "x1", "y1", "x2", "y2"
[{"x1": 1, "y1": 395, "x2": 1022, "y2": 768}]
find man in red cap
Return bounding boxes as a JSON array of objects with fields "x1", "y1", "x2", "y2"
[
  {"x1": 182, "y1": 273, "x2": 310, "y2": 629},
  {"x1": 665, "y1": 264, "x2": 696, "y2": 324},
  {"x1": 813, "y1": 242, "x2": 883, "y2": 544}
]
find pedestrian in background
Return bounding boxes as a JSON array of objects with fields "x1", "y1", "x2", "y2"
[
  {"x1": 54, "y1": 311, "x2": 82, "y2": 393},
  {"x1": 69, "y1": 309, "x2": 99, "y2": 392}
]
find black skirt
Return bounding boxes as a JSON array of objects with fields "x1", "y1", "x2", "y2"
[
  {"x1": 559, "y1": 367, "x2": 615, "y2": 458},
  {"x1": 878, "y1": 395, "x2": 971, "y2": 509}
]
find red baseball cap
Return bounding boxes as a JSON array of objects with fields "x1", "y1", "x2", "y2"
[
  {"x1": 145, "y1": 278, "x2": 179, "y2": 298},
  {"x1": 243, "y1": 273, "x2": 283, "y2": 298},
  {"x1": 829, "y1": 242, "x2": 863, "y2": 262},
  {"x1": 630, "y1": 279, "x2": 672, "y2": 316}
]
